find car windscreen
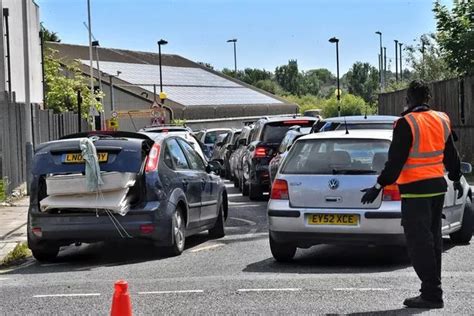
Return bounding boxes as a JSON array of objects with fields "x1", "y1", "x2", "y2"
[
  {"x1": 282, "y1": 138, "x2": 391, "y2": 175},
  {"x1": 262, "y1": 120, "x2": 314, "y2": 144},
  {"x1": 204, "y1": 130, "x2": 230, "y2": 144}
]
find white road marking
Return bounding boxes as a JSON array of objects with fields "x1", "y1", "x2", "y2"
[
  {"x1": 231, "y1": 204, "x2": 263, "y2": 208},
  {"x1": 33, "y1": 293, "x2": 101, "y2": 298},
  {"x1": 229, "y1": 217, "x2": 257, "y2": 226},
  {"x1": 237, "y1": 288, "x2": 301, "y2": 293},
  {"x1": 333, "y1": 288, "x2": 390, "y2": 291},
  {"x1": 138, "y1": 290, "x2": 204, "y2": 295},
  {"x1": 0, "y1": 277, "x2": 10, "y2": 281},
  {"x1": 190, "y1": 244, "x2": 224, "y2": 253}
]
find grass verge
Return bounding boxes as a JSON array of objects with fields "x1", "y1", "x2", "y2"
[
  {"x1": 1, "y1": 243, "x2": 31, "y2": 267},
  {"x1": 0, "y1": 180, "x2": 5, "y2": 202}
]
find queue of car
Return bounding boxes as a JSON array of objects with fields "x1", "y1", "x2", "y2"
[{"x1": 27, "y1": 115, "x2": 473, "y2": 264}]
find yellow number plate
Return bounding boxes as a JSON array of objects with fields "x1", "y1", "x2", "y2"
[
  {"x1": 63, "y1": 153, "x2": 108, "y2": 163},
  {"x1": 308, "y1": 214, "x2": 359, "y2": 226}
]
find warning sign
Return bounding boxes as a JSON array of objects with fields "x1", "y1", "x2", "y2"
[{"x1": 108, "y1": 118, "x2": 119, "y2": 130}]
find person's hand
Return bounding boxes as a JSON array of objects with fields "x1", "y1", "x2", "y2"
[
  {"x1": 361, "y1": 186, "x2": 382, "y2": 204},
  {"x1": 453, "y1": 181, "x2": 463, "y2": 199}
]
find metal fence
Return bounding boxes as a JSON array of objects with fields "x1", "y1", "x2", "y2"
[
  {"x1": 378, "y1": 76, "x2": 474, "y2": 164},
  {"x1": 0, "y1": 92, "x2": 89, "y2": 195}
]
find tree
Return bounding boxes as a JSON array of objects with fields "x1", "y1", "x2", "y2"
[
  {"x1": 40, "y1": 23, "x2": 60, "y2": 42},
  {"x1": 321, "y1": 94, "x2": 372, "y2": 118},
  {"x1": 44, "y1": 48, "x2": 102, "y2": 115},
  {"x1": 240, "y1": 68, "x2": 272, "y2": 85},
  {"x1": 197, "y1": 62, "x2": 214, "y2": 70},
  {"x1": 405, "y1": 33, "x2": 455, "y2": 82},
  {"x1": 433, "y1": 0, "x2": 474, "y2": 75},
  {"x1": 299, "y1": 70, "x2": 321, "y2": 96},
  {"x1": 275, "y1": 60, "x2": 301, "y2": 95},
  {"x1": 345, "y1": 62, "x2": 379, "y2": 104},
  {"x1": 254, "y1": 79, "x2": 283, "y2": 95},
  {"x1": 284, "y1": 94, "x2": 323, "y2": 114}
]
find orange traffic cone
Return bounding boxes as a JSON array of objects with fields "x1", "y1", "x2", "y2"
[{"x1": 110, "y1": 280, "x2": 132, "y2": 316}]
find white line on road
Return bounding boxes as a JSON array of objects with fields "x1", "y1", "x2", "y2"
[
  {"x1": 0, "y1": 277, "x2": 10, "y2": 281},
  {"x1": 190, "y1": 244, "x2": 224, "y2": 253},
  {"x1": 33, "y1": 293, "x2": 101, "y2": 298},
  {"x1": 229, "y1": 217, "x2": 257, "y2": 226},
  {"x1": 237, "y1": 288, "x2": 301, "y2": 293},
  {"x1": 333, "y1": 288, "x2": 390, "y2": 291},
  {"x1": 138, "y1": 290, "x2": 204, "y2": 295}
]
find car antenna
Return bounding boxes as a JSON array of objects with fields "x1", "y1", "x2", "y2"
[
  {"x1": 344, "y1": 116, "x2": 349, "y2": 135},
  {"x1": 364, "y1": 105, "x2": 368, "y2": 119}
]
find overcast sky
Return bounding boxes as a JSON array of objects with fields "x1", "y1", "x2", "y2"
[{"x1": 37, "y1": 0, "x2": 451, "y2": 74}]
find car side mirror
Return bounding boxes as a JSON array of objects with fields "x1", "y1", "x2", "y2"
[
  {"x1": 461, "y1": 162, "x2": 472, "y2": 174},
  {"x1": 206, "y1": 160, "x2": 222, "y2": 175},
  {"x1": 238, "y1": 138, "x2": 246, "y2": 146}
]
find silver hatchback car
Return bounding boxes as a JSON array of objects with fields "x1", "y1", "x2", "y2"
[{"x1": 268, "y1": 130, "x2": 473, "y2": 262}]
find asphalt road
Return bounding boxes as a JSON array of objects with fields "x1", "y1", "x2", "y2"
[{"x1": 0, "y1": 182, "x2": 473, "y2": 315}]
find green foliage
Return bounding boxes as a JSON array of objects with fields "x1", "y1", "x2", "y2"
[
  {"x1": 283, "y1": 94, "x2": 323, "y2": 114},
  {"x1": 40, "y1": 23, "x2": 60, "y2": 42},
  {"x1": 171, "y1": 119, "x2": 187, "y2": 126},
  {"x1": 1, "y1": 243, "x2": 31, "y2": 267},
  {"x1": 321, "y1": 94, "x2": 373, "y2": 118},
  {"x1": 300, "y1": 70, "x2": 321, "y2": 96},
  {"x1": 433, "y1": 0, "x2": 474, "y2": 75},
  {"x1": 405, "y1": 33, "x2": 456, "y2": 82},
  {"x1": 345, "y1": 62, "x2": 379, "y2": 104},
  {"x1": 254, "y1": 79, "x2": 283, "y2": 95},
  {"x1": 197, "y1": 62, "x2": 214, "y2": 70},
  {"x1": 44, "y1": 48, "x2": 103, "y2": 115},
  {"x1": 385, "y1": 81, "x2": 409, "y2": 93},
  {"x1": 0, "y1": 179, "x2": 5, "y2": 202},
  {"x1": 275, "y1": 60, "x2": 301, "y2": 95}
]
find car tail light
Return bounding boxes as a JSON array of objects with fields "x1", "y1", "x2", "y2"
[
  {"x1": 382, "y1": 184, "x2": 401, "y2": 201},
  {"x1": 283, "y1": 120, "x2": 309, "y2": 125},
  {"x1": 145, "y1": 143, "x2": 161, "y2": 172},
  {"x1": 271, "y1": 179, "x2": 289, "y2": 200},
  {"x1": 139, "y1": 224, "x2": 155, "y2": 234},
  {"x1": 254, "y1": 147, "x2": 267, "y2": 158},
  {"x1": 32, "y1": 227, "x2": 42, "y2": 238}
]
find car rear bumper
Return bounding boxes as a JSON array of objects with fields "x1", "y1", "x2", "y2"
[
  {"x1": 28, "y1": 202, "x2": 173, "y2": 246},
  {"x1": 268, "y1": 199, "x2": 405, "y2": 246}
]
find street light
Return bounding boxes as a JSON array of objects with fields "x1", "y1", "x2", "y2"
[
  {"x1": 375, "y1": 31, "x2": 384, "y2": 90},
  {"x1": 394, "y1": 40, "x2": 399, "y2": 81},
  {"x1": 226, "y1": 38, "x2": 237, "y2": 75},
  {"x1": 157, "y1": 39, "x2": 168, "y2": 94},
  {"x1": 329, "y1": 37, "x2": 341, "y2": 117},
  {"x1": 91, "y1": 40, "x2": 102, "y2": 91},
  {"x1": 399, "y1": 42, "x2": 403, "y2": 81}
]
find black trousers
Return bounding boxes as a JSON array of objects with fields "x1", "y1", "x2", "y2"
[{"x1": 401, "y1": 195, "x2": 444, "y2": 301}]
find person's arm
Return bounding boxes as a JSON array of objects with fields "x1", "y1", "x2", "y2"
[
  {"x1": 377, "y1": 118, "x2": 412, "y2": 187},
  {"x1": 443, "y1": 132, "x2": 461, "y2": 182}
]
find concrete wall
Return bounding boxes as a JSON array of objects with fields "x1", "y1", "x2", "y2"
[{"x1": 1, "y1": 0, "x2": 43, "y2": 104}]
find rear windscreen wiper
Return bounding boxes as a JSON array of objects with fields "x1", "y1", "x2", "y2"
[{"x1": 332, "y1": 169, "x2": 377, "y2": 175}]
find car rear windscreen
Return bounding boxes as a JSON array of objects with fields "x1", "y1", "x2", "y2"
[
  {"x1": 282, "y1": 139, "x2": 390, "y2": 174},
  {"x1": 262, "y1": 120, "x2": 314, "y2": 143},
  {"x1": 204, "y1": 130, "x2": 230, "y2": 144},
  {"x1": 320, "y1": 122, "x2": 394, "y2": 132}
]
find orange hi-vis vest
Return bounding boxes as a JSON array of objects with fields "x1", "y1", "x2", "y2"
[{"x1": 397, "y1": 110, "x2": 451, "y2": 185}]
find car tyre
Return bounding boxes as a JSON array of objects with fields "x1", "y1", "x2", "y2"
[
  {"x1": 249, "y1": 183, "x2": 263, "y2": 201},
  {"x1": 241, "y1": 174, "x2": 249, "y2": 196},
  {"x1": 209, "y1": 202, "x2": 225, "y2": 239},
  {"x1": 449, "y1": 198, "x2": 473, "y2": 244},
  {"x1": 269, "y1": 234, "x2": 296, "y2": 262},
  {"x1": 30, "y1": 245, "x2": 59, "y2": 262},
  {"x1": 166, "y1": 207, "x2": 186, "y2": 256}
]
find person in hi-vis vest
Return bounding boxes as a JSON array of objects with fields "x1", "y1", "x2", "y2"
[{"x1": 361, "y1": 80, "x2": 462, "y2": 309}]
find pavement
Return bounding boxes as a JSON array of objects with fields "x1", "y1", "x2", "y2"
[
  {"x1": 0, "y1": 182, "x2": 473, "y2": 314},
  {"x1": 0, "y1": 196, "x2": 29, "y2": 263}
]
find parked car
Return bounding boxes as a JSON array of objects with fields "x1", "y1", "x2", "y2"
[
  {"x1": 230, "y1": 125, "x2": 255, "y2": 192},
  {"x1": 268, "y1": 129, "x2": 473, "y2": 262},
  {"x1": 268, "y1": 125, "x2": 311, "y2": 187},
  {"x1": 141, "y1": 129, "x2": 207, "y2": 162},
  {"x1": 194, "y1": 128, "x2": 232, "y2": 159},
  {"x1": 28, "y1": 131, "x2": 228, "y2": 262},
  {"x1": 240, "y1": 116, "x2": 318, "y2": 200},
  {"x1": 211, "y1": 129, "x2": 242, "y2": 178},
  {"x1": 140, "y1": 125, "x2": 193, "y2": 133},
  {"x1": 312, "y1": 115, "x2": 399, "y2": 133}
]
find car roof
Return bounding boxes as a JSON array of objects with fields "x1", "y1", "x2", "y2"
[
  {"x1": 259, "y1": 116, "x2": 317, "y2": 123},
  {"x1": 202, "y1": 128, "x2": 233, "y2": 133},
  {"x1": 322, "y1": 115, "x2": 399, "y2": 123},
  {"x1": 298, "y1": 129, "x2": 393, "y2": 141}
]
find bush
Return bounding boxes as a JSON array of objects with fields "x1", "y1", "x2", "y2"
[
  {"x1": 321, "y1": 94, "x2": 374, "y2": 118},
  {"x1": 282, "y1": 94, "x2": 324, "y2": 114},
  {"x1": 1, "y1": 243, "x2": 31, "y2": 267}
]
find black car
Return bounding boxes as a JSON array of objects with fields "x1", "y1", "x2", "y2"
[
  {"x1": 211, "y1": 129, "x2": 242, "y2": 178},
  {"x1": 28, "y1": 131, "x2": 227, "y2": 261},
  {"x1": 240, "y1": 117, "x2": 317, "y2": 200}
]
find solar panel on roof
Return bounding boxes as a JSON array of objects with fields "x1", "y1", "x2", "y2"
[{"x1": 81, "y1": 60, "x2": 283, "y2": 106}]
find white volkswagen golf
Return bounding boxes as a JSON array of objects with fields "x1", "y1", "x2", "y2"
[{"x1": 268, "y1": 129, "x2": 473, "y2": 262}]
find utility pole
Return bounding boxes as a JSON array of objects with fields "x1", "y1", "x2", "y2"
[
  {"x1": 399, "y1": 42, "x2": 403, "y2": 81},
  {"x1": 375, "y1": 31, "x2": 383, "y2": 91},
  {"x1": 383, "y1": 47, "x2": 387, "y2": 85},
  {"x1": 394, "y1": 40, "x2": 398, "y2": 82},
  {"x1": 329, "y1": 37, "x2": 340, "y2": 117},
  {"x1": 227, "y1": 39, "x2": 238, "y2": 75},
  {"x1": 87, "y1": 0, "x2": 95, "y2": 130}
]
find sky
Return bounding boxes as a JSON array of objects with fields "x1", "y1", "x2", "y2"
[{"x1": 36, "y1": 0, "x2": 450, "y2": 75}]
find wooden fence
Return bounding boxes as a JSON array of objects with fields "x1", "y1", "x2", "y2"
[
  {"x1": 378, "y1": 76, "x2": 474, "y2": 164},
  {"x1": 0, "y1": 92, "x2": 88, "y2": 195}
]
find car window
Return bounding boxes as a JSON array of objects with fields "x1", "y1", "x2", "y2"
[
  {"x1": 262, "y1": 121, "x2": 314, "y2": 143},
  {"x1": 282, "y1": 139, "x2": 391, "y2": 174},
  {"x1": 177, "y1": 139, "x2": 206, "y2": 171},
  {"x1": 166, "y1": 139, "x2": 190, "y2": 170},
  {"x1": 335, "y1": 123, "x2": 394, "y2": 130},
  {"x1": 204, "y1": 130, "x2": 230, "y2": 144},
  {"x1": 163, "y1": 146, "x2": 175, "y2": 169}
]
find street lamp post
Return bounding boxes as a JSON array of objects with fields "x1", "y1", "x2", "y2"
[
  {"x1": 91, "y1": 40, "x2": 102, "y2": 91},
  {"x1": 226, "y1": 39, "x2": 237, "y2": 75},
  {"x1": 394, "y1": 40, "x2": 399, "y2": 82},
  {"x1": 399, "y1": 42, "x2": 403, "y2": 81},
  {"x1": 329, "y1": 37, "x2": 341, "y2": 117},
  {"x1": 157, "y1": 39, "x2": 168, "y2": 94},
  {"x1": 375, "y1": 31, "x2": 383, "y2": 90}
]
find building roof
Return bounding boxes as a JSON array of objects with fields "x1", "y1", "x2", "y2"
[{"x1": 46, "y1": 42, "x2": 297, "y2": 120}]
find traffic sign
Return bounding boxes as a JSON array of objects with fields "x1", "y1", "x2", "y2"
[
  {"x1": 108, "y1": 118, "x2": 119, "y2": 130},
  {"x1": 111, "y1": 111, "x2": 118, "y2": 118}
]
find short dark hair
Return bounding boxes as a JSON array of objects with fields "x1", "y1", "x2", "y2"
[{"x1": 406, "y1": 80, "x2": 431, "y2": 105}]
